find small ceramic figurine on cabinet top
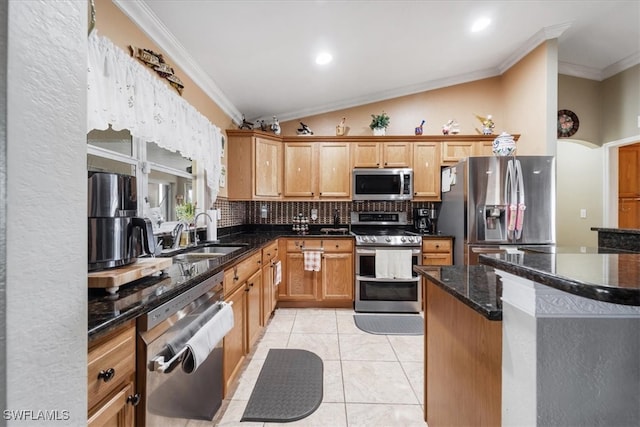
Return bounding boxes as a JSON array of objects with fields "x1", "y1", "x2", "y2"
[
  {"x1": 415, "y1": 120, "x2": 425, "y2": 135},
  {"x1": 271, "y1": 116, "x2": 281, "y2": 135},
  {"x1": 336, "y1": 117, "x2": 346, "y2": 136},
  {"x1": 475, "y1": 114, "x2": 495, "y2": 135},
  {"x1": 297, "y1": 122, "x2": 313, "y2": 135}
]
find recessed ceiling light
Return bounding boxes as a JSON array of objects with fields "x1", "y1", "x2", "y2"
[
  {"x1": 471, "y1": 17, "x2": 491, "y2": 33},
  {"x1": 315, "y1": 52, "x2": 333, "y2": 65}
]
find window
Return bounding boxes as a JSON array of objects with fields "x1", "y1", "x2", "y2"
[{"x1": 87, "y1": 127, "x2": 193, "y2": 231}]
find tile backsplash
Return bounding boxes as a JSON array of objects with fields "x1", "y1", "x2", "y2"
[{"x1": 212, "y1": 199, "x2": 435, "y2": 228}]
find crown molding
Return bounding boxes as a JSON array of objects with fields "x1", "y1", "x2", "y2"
[
  {"x1": 258, "y1": 67, "x2": 501, "y2": 123},
  {"x1": 602, "y1": 52, "x2": 640, "y2": 80},
  {"x1": 499, "y1": 22, "x2": 572, "y2": 74},
  {"x1": 558, "y1": 61, "x2": 604, "y2": 81},
  {"x1": 113, "y1": 0, "x2": 243, "y2": 125}
]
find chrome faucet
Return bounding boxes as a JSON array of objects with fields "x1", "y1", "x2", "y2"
[
  {"x1": 193, "y1": 212, "x2": 213, "y2": 246},
  {"x1": 171, "y1": 220, "x2": 190, "y2": 249}
]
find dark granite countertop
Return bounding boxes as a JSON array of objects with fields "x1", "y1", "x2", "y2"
[
  {"x1": 479, "y1": 252, "x2": 640, "y2": 306},
  {"x1": 414, "y1": 265, "x2": 502, "y2": 321},
  {"x1": 88, "y1": 230, "x2": 363, "y2": 342},
  {"x1": 591, "y1": 227, "x2": 640, "y2": 235},
  {"x1": 89, "y1": 227, "x2": 453, "y2": 342}
]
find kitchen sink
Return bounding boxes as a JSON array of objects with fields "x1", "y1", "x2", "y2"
[{"x1": 172, "y1": 245, "x2": 246, "y2": 262}]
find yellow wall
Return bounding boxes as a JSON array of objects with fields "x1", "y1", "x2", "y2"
[
  {"x1": 601, "y1": 64, "x2": 640, "y2": 143},
  {"x1": 282, "y1": 42, "x2": 554, "y2": 157},
  {"x1": 502, "y1": 42, "x2": 555, "y2": 155},
  {"x1": 281, "y1": 77, "x2": 505, "y2": 138},
  {"x1": 558, "y1": 74, "x2": 602, "y2": 145}
]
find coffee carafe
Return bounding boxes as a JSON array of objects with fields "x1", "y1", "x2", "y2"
[
  {"x1": 413, "y1": 208, "x2": 431, "y2": 233},
  {"x1": 88, "y1": 172, "x2": 156, "y2": 271}
]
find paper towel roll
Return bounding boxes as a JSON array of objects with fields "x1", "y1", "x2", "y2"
[{"x1": 206, "y1": 209, "x2": 218, "y2": 242}]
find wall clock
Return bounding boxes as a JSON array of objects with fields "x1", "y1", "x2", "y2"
[{"x1": 557, "y1": 109, "x2": 579, "y2": 138}]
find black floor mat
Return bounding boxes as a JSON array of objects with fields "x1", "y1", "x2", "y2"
[
  {"x1": 353, "y1": 314, "x2": 424, "y2": 335},
  {"x1": 241, "y1": 349, "x2": 323, "y2": 423}
]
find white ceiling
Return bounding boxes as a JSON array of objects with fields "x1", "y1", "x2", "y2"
[{"x1": 116, "y1": 1, "x2": 640, "y2": 125}]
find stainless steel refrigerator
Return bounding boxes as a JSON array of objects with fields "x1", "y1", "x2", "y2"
[{"x1": 439, "y1": 156, "x2": 556, "y2": 265}]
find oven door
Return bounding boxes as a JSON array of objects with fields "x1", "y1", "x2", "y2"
[{"x1": 355, "y1": 247, "x2": 421, "y2": 313}]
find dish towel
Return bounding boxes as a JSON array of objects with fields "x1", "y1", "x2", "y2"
[
  {"x1": 274, "y1": 260, "x2": 282, "y2": 286},
  {"x1": 181, "y1": 302, "x2": 234, "y2": 374},
  {"x1": 303, "y1": 251, "x2": 322, "y2": 272},
  {"x1": 375, "y1": 249, "x2": 413, "y2": 279}
]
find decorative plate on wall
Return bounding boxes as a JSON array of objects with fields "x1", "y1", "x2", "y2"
[{"x1": 557, "y1": 109, "x2": 579, "y2": 138}]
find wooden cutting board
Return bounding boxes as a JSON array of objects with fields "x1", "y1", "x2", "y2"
[{"x1": 88, "y1": 257, "x2": 173, "y2": 293}]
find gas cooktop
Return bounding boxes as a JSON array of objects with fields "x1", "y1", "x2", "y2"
[{"x1": 350, "y1": 211, "x2": 422, "y2": 246}]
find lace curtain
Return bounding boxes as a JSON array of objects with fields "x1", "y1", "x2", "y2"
[{"x1": 87, "y1": 31, "x2": 222, "y2": 201}]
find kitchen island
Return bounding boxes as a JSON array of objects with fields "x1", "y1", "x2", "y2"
[
  {"x1": 416, "y1": 251, "x2": 640, "y2": 427},
  {"x1": 415, "y1": 264, "x2": 503, "y2": 426}
]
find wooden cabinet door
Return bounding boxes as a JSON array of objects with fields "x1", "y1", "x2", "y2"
[
  {"x1": 352, "y1": 142, "x2": 381, "y2": 167},
  {"x1": 413, "y1": 142, "x2": 441, "y2": 199},
  {"x1": 255, "y1": 137, "x2": 282, "y2": 198},
  {"x1": 261, "y1": 262, "x2": 273, "y2": 326},
  {"x1": 382, "y1": 142, "x2": 411, "y2": 167},
  {"x1": 321, "y1": 252, "x2": 354, "y2": 301},
  {"x1": 442, "y1": 141, "x2": 474, "y2": 163},
  {"x1": 285, "y1": 252, "x2": 317, "y2": 300},
  {"x1": 88, "y1": 381, "x2": 135, "y2": 427},
  {"x1": 318, "y1": 143, "x2": 351, "y2": 198},
  {"x1": 475, "y1": 140, "x2": 494, "y2": 156},
  {"x1": 284, "y1": 143, "x2": 315, "y2": 197},
  {"x1": 619, "y1": 144, "x2": 640, "y2": 197},
  {"x1": 223, "y1": 284, "x2": 246, "y2": 396},
  {"x1": 619, "y1": 198, "x2": 640, "y2": 228},
  {"x1": 246, "y1": 269, "x2": 262, "y2": 351}
]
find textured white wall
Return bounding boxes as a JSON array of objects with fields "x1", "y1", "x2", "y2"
[{"x1": 6, "y1": 1, "x2": 87, "y2": 424}]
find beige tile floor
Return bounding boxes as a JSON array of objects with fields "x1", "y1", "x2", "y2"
[{"x1": 209, "y1": 308, "x2": 427, "y2": 427}]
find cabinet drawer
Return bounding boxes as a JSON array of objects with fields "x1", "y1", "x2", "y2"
[
  {"x1": 286, "y1": 238, "x2": 353, "y2": 253},
  {"x1": 262, "y1": 240, "x2": 279, "y2": 264},
  {"x1": 224, "y1": 251, "x2": 262, "y2": 294},
  {"x1": 422, "y1": 254, "x2": 452, "y2": 265},
  {"x1": 422, "y1": 239, "x2": 452, "y2": 252},
  {"x1": 88, "y1": 323, "x2": 136, "y2": 410}
]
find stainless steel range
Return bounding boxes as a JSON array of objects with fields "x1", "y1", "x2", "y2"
[{"x1": 351, "y1": 212, "x2": 422, "y2": 313}]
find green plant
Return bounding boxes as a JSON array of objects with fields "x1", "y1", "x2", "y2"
[
  {"x1": 176, "y1": 201, "x2": 196, "y2": 223},
  {"x1": 369, "y1": 112, "x2": 391, "y2": 130}
]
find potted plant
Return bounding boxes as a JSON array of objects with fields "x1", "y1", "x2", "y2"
[
  {"x1": 369, "y1": 112, "x2": 390, "y2": 136},
  {"x1": 175, "y1": 201, "x2": 196, "y2": 225}
]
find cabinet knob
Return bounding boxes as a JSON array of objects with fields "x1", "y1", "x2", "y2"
[
  {"x1": 127, "y1": 393, "x2": 141, "y2": 406},
  {"x1": 384, "y1": 162, "x2": 388, "y2": 166},
  {"x1": 98, "y1": 368, "x2": 115, "y2": 383}
]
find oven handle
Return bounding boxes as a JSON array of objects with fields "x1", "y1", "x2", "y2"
[
  {"x1": 356, "y1": 248, "x2": 421, "y2": 255},
  {"x1": 355, "y1": 275, "x2": 421, "y2": 282},
  {"x1": 149, "y1": 300, "x2": 232, "y2": 374}
]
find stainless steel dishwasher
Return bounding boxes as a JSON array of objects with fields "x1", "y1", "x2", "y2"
[{"x1": 137, "y1": 269, "x2": 228, "y2": 426}]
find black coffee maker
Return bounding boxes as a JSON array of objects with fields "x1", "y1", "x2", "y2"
[
  {"x1": 413, "y1": 205, "x2": 437, "y2": 234},
  {"x1": 88, "y1": 172, "x2": 156, "y2": 271}
]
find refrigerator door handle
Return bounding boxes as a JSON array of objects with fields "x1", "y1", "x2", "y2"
[
  {"x1": 505, "y1": 160, "x2": 517, "y2": 239},
  {"x1": 515, "y1": 160, "x2": 526, "y2": 239}
]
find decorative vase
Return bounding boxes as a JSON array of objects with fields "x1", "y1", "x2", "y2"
[
  {"x1": 373, "y1": 127, "x2": 386, "y2": 136},
  {"x1": 492, "y1": 132, "x2": 516, "y2": 156}
]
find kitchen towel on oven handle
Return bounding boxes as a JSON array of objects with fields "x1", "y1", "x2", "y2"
[
  {"x1": 274, "y1": 260, "x2": 282, "y2": 286},
  {"x1": 181, "y1": 301, "x2": 234, "y2": 374},
  {"x1": 375, "y1": 249, "x2": 413, "y2": 279}
]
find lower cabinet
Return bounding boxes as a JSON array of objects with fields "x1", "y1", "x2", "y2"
[
  {"x1": 421, "y1": 238, "x2": 453, "y2": 265},
  {"x1": 223, "y1": 281, "x2": 247, "y2": 397},
  {"x1": 88, "y1": 321, "x2": 138, "y2": 427},
  {"x1": 279, "y1": 238, "x2": 354, "y2": 308},
  {"x1": 261, "y1": 240, "x2": 280, "y2": 325},
  {"x1": 222, "y1": 251, "x2": 263, "y2": 397}
]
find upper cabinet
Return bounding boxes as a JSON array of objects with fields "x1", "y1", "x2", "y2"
[
  {"x1": 227, "y1": 131, "x2": 516, "y2": 202},
  {"x1": 352, "y1": 141, "x2": 411, "y2": 168},
  {"x1": 227, "y1": 130, "x2": 283, "y2": 200},
  {"x1": 284, "y1": 141, "x2": 351, "y2": 199},
  {"x1": 441, "y1": 135, "x2": 519, "y2": 164}
]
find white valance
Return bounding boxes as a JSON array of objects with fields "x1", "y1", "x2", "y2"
[{"x1": 87, "y1": 30, "x2": 221, "y2": 201}]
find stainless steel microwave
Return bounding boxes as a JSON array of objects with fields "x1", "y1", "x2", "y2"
[{"x1": 352, "y1": 168, "x2": 413, "y2": 201}]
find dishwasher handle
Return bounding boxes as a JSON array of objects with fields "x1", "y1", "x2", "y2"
[{"x1": 149, "y1": 300, "x2": 233, "y2": 374}]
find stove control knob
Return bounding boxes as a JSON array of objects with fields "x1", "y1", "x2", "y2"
[
  {"x1": 385, "y1": 237, "x2": 391, "y2": 242},
  {"x1": 401, "y1": 237, "x2": 406, "y2": 243},
  {"x1": 371, "y1": 236, "x2": 377, "y2": 243}
]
